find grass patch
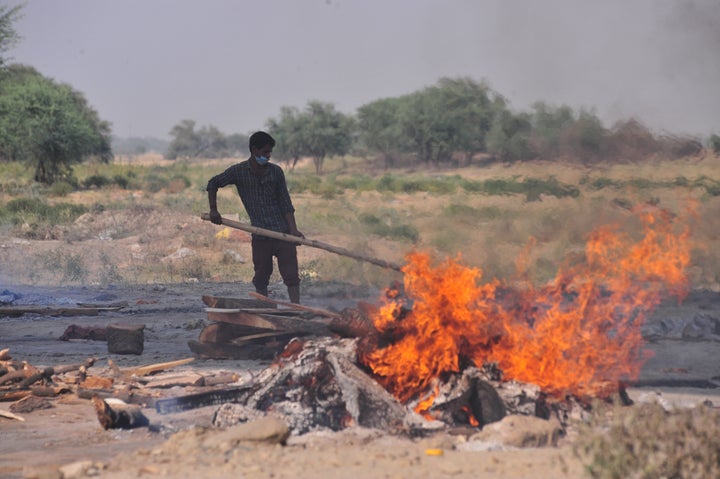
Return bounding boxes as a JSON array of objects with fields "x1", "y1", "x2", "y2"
[{"x1": 576, "y1": 402, "x2": 720, "y2": 479}]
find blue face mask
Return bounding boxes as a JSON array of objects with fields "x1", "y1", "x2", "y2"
[{"x1": 255, "y1": 155, "x2": 269, "y2": 166}]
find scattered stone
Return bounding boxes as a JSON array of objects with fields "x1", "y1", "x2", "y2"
[{"x1": 203, "y1": 417, "x2": 291, "y2": 448}]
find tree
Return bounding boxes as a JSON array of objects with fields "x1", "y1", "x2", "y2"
[
  {"x1": 393, "y1": 77, "x2": 504, "y2": 165},
  {"x1": 356, "y1": 97, "x2": 407, "y2": 168},
  {"x1": 301, "y1": 101, "x2": 354, "y2": 174},
  {"x1": 486, "y1": 110, "x2": 534, "y2": 163},
  {"x1": 0, "y1": 3, "x2": 23, "y2": 68},
  {"x1": 0, "y1": 71, "x2": 112, "y2": 184},
  {"x1": 166, "y1": 120, "x2": 202, "y2": 159},
  {"x1": 528, "y1": 102, "x2": 575, "y2": 158},
  {"x1": 266, "y1": 106, "x2": 305, "y2": 171},
  {"x1": 226, "y1": 132, "x2": 249, "y2": 157},
  {"x1": 166, "y1": 120, "x2": 237, "y2": 159},
  {"x1": 433, "y1": 77, "x2": 500, "y2": 163}
]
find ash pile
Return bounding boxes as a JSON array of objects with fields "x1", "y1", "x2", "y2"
[{"x1": 208, "y1": 336, "x2": 587, "y2": 437}]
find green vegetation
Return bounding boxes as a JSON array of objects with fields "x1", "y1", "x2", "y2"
[
  {"x1": 0, "y1": 65, "x2": 112, "y2": 184},
  {"x1": 576, "y1": 402, "x2": 720, "y2": 479}
]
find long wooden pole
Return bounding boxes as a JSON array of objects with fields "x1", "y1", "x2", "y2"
[{"x1": 200, "y1": 213, "x2": 402, "y2": 271}]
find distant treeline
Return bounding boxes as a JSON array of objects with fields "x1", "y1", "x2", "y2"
[
  {"x1": 112, "y1": 136, "x2": 169, "y2": 156},
  {"x1": 165, "y1": 77, "x2": 719, "y2": 173}
]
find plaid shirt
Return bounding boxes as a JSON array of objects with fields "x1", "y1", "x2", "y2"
[{"x1": 206, "y1": 160, "x2": 295, "y2": 233}]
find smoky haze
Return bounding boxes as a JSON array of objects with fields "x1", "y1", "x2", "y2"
[{"x1": 10, "y1": 0, "x2": 720, "y2": 140}]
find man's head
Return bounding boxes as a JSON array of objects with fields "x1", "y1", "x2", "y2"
[
  {"x1": 249, "y1": 131, "x2": 275, "y2": 153},
  {"x1": 249, "y1": 131, "x2": 275, "y2": 166}
]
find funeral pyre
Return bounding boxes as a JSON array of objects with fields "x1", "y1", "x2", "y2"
[{"x1": 206, "y1": 205, "x2": 693, "y2": 434}]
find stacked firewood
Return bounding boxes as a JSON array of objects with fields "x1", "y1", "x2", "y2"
[{"x1": 0, "y1": 347, "x2": 243, "y2": 427}]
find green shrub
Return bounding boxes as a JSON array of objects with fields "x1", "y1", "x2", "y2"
[
  {"x1": 358, "y1": 212, "x2": 419, "y2": 242},
  {"x1": 83, "y1": 175, "x2": 111, "y2": 189},
  {"x1": 49, "y1": 180, "x2": 75, "y2": 197},
  {"x1": 143, "y1": 174, "x2": 169, "y2": 193},
  {"x1": 113, "y1": 175, "x2": 130, "y2": 189},
  {"x1": 4, "y1": 197, "x2": 87, "y2": 225},
  {"x1": 709, "y1": 134, "x2": 720, "y2": 154},
  {"x1": 576, "y1": 402, "x2": 720, "y2": 479},
  {"x1": 35, "y1": 249, "x2": 88, "y2": 283}
]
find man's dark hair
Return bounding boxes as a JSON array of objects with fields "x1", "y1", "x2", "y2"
[{"x1": 249, "y1": 131, "x2": 276, "y2": 152}]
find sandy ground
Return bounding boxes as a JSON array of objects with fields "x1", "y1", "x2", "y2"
[{"x1": 1, "y1": 281, "x2": 719, "y2": 479}]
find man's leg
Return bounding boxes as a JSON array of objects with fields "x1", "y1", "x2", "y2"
[
  {"x1": 251, "y1": 237, "x2": 274, "y2": 296},
  {"x1": 275, "y1": 241, "x2": 300, "y2": 303}
]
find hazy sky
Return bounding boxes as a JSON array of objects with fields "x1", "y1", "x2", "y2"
[{"x1": 9, "y1": 0, "x2": 720, "y2": 140}]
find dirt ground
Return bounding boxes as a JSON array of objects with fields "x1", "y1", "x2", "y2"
[{"x1": 0, "y1": 277, "x2": 719, "y2": 479}]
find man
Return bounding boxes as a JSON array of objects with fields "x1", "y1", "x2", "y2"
[{"x1": 206, "y1": 131, "x2": 304, "y2": 303}]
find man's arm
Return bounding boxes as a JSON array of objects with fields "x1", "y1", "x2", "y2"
[
  {"x1": 285, "y1": 212, "x2": 304, "y2": 238},
  {"x1": 207, "y1": 189, "x2": 222, "y2": 225}
]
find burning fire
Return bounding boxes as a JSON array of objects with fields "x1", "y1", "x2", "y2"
[{"x1": 360, "y1": 207, "x2": 691, "y2": 408}]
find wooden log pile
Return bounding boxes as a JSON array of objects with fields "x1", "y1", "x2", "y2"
[
  {"x1": 188, "y1": 295, "x2": 335, "y2": 360},
  {"x1": 0, "y1": 347, "x2": 245, "y2": 429}
]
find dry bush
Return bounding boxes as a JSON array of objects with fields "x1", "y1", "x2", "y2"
[
  {"x1": 606, "y1": 119, "x2": 660, "y2": 162},
  {"x1": 575, "y1": 402, "x2": 720, "y2": 479}
]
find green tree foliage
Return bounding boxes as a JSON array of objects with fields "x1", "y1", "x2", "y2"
[
  {"x1": 268, "y1": 101, "x2": 353, "y2": 175},
  {"x1": 486, "y1": 110, "x2": 534, "y2": 162},
  {"x1": 0, "y1": 66, "x2": 112, "y2": 184},
  {"x1": 165, "y1": 120, "x2": 240, "y2": 159},
  {"x1": 528, "y1": 102, "x2": 607, "y2": 162},
  {"x1": 357, "y1": 97, "x2": 411, "y2": 168},
  {"x1": 226, "y1": 132, "x2": 249, "y2": 157},
  {"x1": 0, "y1": 3, "x2": 22, "y2": 67},
  {"x1": 528, "y1": 102, "x2": 576, "y2": 158},
  {"x1": 357, "y1": 77, "x2": 504, "y2": 166},
  {"x1": 302, "y1": 101, "x2": 354, "y2": 174},
  {"x1": 266, "y1": 106, "x2": 305, "y2": 171},
  {"x1": 707, "y1": 133, "x2": 720, "y2": 154}
]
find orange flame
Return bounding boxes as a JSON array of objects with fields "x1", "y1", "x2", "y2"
[{"x1": 360, "y1": 207, "x2": 691, "y2": 402}]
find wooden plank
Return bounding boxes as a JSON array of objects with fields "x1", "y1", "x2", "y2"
[
  {"x1": 0, "y1": 306, "x2": 101, "y2": 318},
  {"x1": 202, "y1": 295, "x2": 275, "y2": 310},
  {"x1": 206, "y1": 309, "x2": 280, "y2": 330},
  {"x1": 188, "y1": 340, "x2": 281, "y2": 360},
  {"x1": 126, "y1": 357, "x2": 195, "y2": 377},
  {"x1": 198, "y1": 323, "x2": 273, "y2": 344},
  {"x1": 249, "y1": 292, "x2": 341, "y2": 319}
]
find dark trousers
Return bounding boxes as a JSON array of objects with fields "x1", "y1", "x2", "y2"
[{"x1": 251, "y1": 236, "x2": 300, "y2": 293}]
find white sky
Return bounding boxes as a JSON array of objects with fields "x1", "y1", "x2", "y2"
[{"x1": 9, "y1": 0, "x2": 720, "y2": 139}]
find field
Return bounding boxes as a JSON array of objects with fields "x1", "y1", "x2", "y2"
[{"x1": 1, "y1": 152, "x2": 719, "y2": 294}]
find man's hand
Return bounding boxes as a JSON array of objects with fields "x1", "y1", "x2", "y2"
[
  {"x1": 289, "y1": 228, "x2": 305, "y2": 239},
  {"x1": 209, "y1": 210, "x2": 223, "y2": 225}
]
